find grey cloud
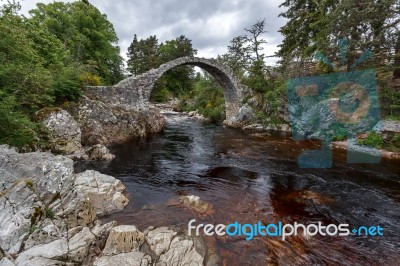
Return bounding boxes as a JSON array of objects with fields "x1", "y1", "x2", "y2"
[{"x1": 19, "y1": 0, "x2": 286, "y2": 64}]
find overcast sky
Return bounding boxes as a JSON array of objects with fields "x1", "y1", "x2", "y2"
[{"x1": 18, "y1": 0, "x2": 286, "y2": 65}]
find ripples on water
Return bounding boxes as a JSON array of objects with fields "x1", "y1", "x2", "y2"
[{"x1": 76, "y1": 113, "x2": 400, "y2": 266}]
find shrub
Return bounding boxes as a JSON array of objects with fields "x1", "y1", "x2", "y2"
[
  {"x1": 150, "y1": 87, "x2": 171, "y2": 103},
  {"x1": 52, "y1": 67, "x2": 83, "y2": 102},
  {"x1": 357, "y1": 132, "x2": 384, "y2": 147},
  {"x1": 79, "y1": 72, "x2": 102, "y2": 86},
  {"x1": 332, "y1": 135, "x2": 347, "y2": 141},
  {"x1": 0, "y1": 92, "x2": 39, "y2": 148},
  {"x1": 393, "y1": 134, "x2": 400, "y2": 148}
]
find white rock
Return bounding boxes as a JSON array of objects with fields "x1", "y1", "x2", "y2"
[
  {"x1": 145, "y1": 227, "x2": 177, "y2": 256},
  {"x1": 37, "y1": 108, "x2": 84, "y2": 156},
  {"x1": 87, "y1": 144, "x2": 115, "y2": 161},
  {"x1": 157, "y1": 236, "x2": 204, "y2": 266},
  {"x1": 0, "y1": 257, "x2": 15, "y2": 266},
  {"x1": 74, "y1": 170, "x2": 128, "y2": 216},
  {"x1": 94, "y1": 251, "x2": 151, "y2": 266}
]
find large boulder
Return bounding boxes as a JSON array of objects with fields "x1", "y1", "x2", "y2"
[
  {"x1": 102, "y1": 225, "x2": 144, "y2": 255},
  {"x1": 36, "y1": 108, "x2": 85, "y2": 158},
  {"x1": 94, "y1": 251, "x2": 152, "y2": 266},
  {"x1": 224, "y1": 104, "x2": 255, "y2": 128},
  {"x1": 74, "y1": 170, "x2": 128, "y2": 216},
  {"x1": 156, "y1": 236, "x2": 205, "y2": 266},
  {"x1": 145, "y1": 227, "x2": 177, "y2": 257},
  {"x1": 71, "y1": 97, "x2": 165, "y2": 146},
  {"x1": 14, "y1": 222, "x2": 115, "y2": 265},
  {"x1": 87, "y1": 144, "x2": 115, "y2": 161},
  {"x1": 93, "y1": 226, "x2": 208, "y2": 266}
]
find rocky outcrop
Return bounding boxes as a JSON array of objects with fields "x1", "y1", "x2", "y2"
[
  {"x1": 36, "y1": 108, "x2": 85, "y2": 158},
  {"x1": 145, "y1": 227, "x2": 177, "y2": 257},
  {"x1": 224, "y1": 104, "x2": 255, "y2": 128},
  {"x1": 74, "y1": 170, "x2": 128, "y2": 216},
  {"x1": 102, "y1": 225, "x2": 144, "y2": 255},
  {"x1": 93, "y1": 225, "x2": 206, "y2": 266},
  {"x1": 86, "y1": 144, "x2": 115, "y2": 161},
  {"x1": 71, "y1": 97, "x2": 165, "y2": 145},
  {"x1": 94, "y1": 251, "x2": 152, "y2": 266},
  {"x1": 0, "y1": 146, "x2": 128, "y2": 265},
  {"x1": 379, "y1": 120, "x2": 400, "y2": 133},
  {"x1": 0, "y1": 146, "x2": 213, "y2": 265}
]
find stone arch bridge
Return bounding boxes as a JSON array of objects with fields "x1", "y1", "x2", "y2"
[{"x1": 85, "y1": 57, "x2": 251, "y2": 126}]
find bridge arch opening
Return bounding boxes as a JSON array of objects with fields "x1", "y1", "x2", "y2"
[{"x1": 145, "y1": 57, "x2": 243, "y2": 120}]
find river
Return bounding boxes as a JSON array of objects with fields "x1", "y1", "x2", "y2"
[{"x1": 76, "y1": 112, "x2": 400, "y2": 265}]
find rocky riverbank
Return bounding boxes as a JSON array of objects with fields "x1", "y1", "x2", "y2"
[
  {"x1": 0, "y1": 146, "x2": 209, "y2": 265},
  {"x1": 34, "y1": 92, "x2": 166, "y2": 161}
]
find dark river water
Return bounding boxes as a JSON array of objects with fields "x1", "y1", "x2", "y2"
[{"x1": 76, "y1": 113, "x2": 400, "y2": 266}]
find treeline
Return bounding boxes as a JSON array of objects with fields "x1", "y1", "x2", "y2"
[{"x1": 0, "y1": 0, "x2": 122, "y2": 148}]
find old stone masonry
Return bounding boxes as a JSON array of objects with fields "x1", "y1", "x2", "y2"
[{"x1": 85, "y1": 56, "x2": 252, "y2": 127}]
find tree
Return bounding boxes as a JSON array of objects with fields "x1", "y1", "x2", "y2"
[
  {"x1": 29, "y1": 1, "x2": 123, "y2": 84},
  {"x1": 219, "y1": 19, "x2": 270, "y2": 92},
  {"x1": 156, "y1": 35, "x2": 197, "y2": 95},
  {"x1": 245, "y1": 18, "x2": 268, "y2": 61},
  {"x1": 127, "y1": 34, "x2": 140, "y2": 75},
  {"x1": 0, "y1": 1, "x2": 53, "y2": 147},
  {"x1": 0, "y1": 1, "x2": 53, "y2": 109},
  {"x1": 278, "y1": 0, "x2": 399, "y2": 72},
  {"x1": 126, "y1": 35, "x2": 160, "y2": 75},
  {"x1": 278, "y1": 0, "x2": 334, "y2": 68},
  {"x1": 394, "y1": 32, "x2": 400, "y2": 78},
  {"x1": 219, "y1": 36, "x2": 251, "y2": 78},
  {"x1": 327, "y1": 0, "x2": 398, "y2": 70}
]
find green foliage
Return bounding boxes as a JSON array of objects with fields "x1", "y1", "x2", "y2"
[
  {"x1": 45, "y1": 207, "x2": 55, "y2": 219},
  {"x1": 179, "y1": 73, "x2": 225, "y2": 123},
  {"x1": 0, "y1": 4, "x2": 54, "y2": 109},
  {"x1": 0, "y1": 92, "x2": 39, "y2": 148},
  {"x1": 332, "y1": 135, "x2": 347, "y2": 141},
  {"x1": 218, "y1": 36, "x2": 250, "y2": 79},
  {"x1": 150, "y1": 87, "x2": 171, "y2": 103},
  {"x1": 393, "y1": 134, "x2": 400, "y2": 148},
  {"x1": 51, "y1": 67, "x2": 82, "y2": 102},
  {"x1": 29, "y1": 1, "x2": 123, "y2": 85},
  {"x1": 278, "y1": 0, "x2": 399, "y2": 74},
  {"x1": 127, "y1": 35, "x2": 160, "y2": 75},
  {"x1": 358, "y1": 132, "x2": 384, "y2": 147},
  {"x1": 243, "y1": 60, "x2": 269, "y2": 93},
  {"x1": 25, "y1": 178, "x2": 34, "y2": 190}
]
